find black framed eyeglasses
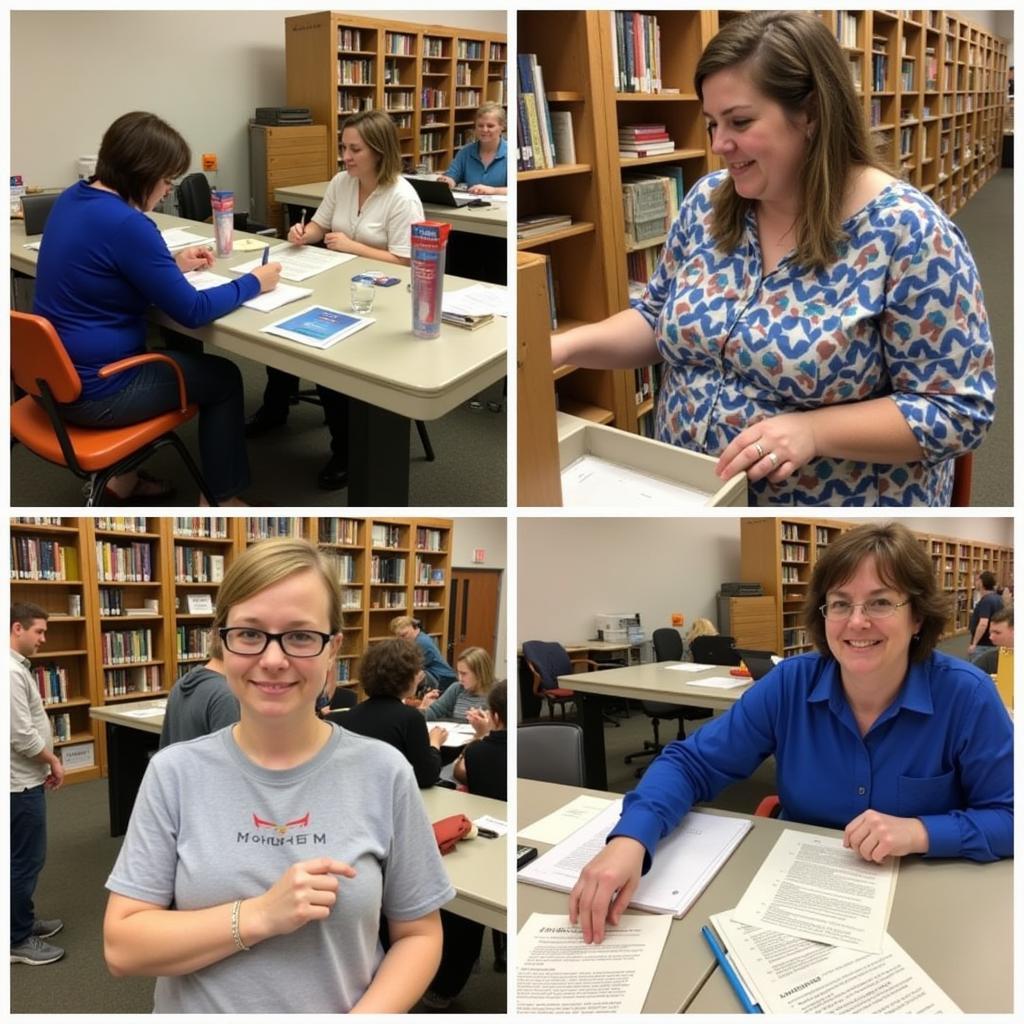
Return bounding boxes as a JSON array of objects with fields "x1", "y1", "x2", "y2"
[
  {"x1": 219, "y1": 627, "x2": 333, "y2": 657},
  {"x1": 819, "y1": 598, "x2": 910, "y2": 621}
]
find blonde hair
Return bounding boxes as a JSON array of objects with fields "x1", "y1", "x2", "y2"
[
  {"x1": 212, "y1": 538, "x2": 343, "y2": 635},
  {"x1": 686, "y1": 618, "x2": 719, "y2": 643},
  {"x1": 341, "y1": 110, "x2": 402, "y2": 186},
  {"x1": 456, "y1": 646, "x2": 495, "y2": 695},
  {"x1": 474, "y1": 102, "x2": 506, "y2": 131},
  {"x1": 389, "y1": 615, "x2": 417, "y2": 635}
]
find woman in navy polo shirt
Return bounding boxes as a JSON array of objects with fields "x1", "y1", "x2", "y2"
[
  {"x1": 569, "y1": 521, "x2": 1013, "y2": 944},
  {"x1": 438, "y1": 102, "x2": 507, "y2": 195}
]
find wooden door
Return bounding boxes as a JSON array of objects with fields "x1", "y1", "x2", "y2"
[{"x1": 447, "y1": 568, "x2": 502, "y2": 664}]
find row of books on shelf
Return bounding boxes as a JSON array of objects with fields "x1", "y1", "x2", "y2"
[
  {"x1": 384, "y1": 31, "x2": 415, "y2": 55},
  {"x1": 517, "y1": 214, "x2": 571, "y2": 240},
  {"x1": 11, "y1": 537, "x2": 80, "y2": 580},
  {"x1": 781, "y1": 523, "x2": 807, "y2": 541},
  {"x1": 413, "y1": 590, "x2": 442, "y2": 607},
  {"x1": 99, "y1": 588, "x2": 158, "y2": 617},
  {"x1": 619, "y1": 122, "x2": 676, "y2": 160},
  {"x1": 105, "y1": 666, "x2": 161, "y2": 697},
  {"x1": 334, "y1": 553, "x2": 358, "y2": 583},
  {"x1": 781, "y1": 543, "x2": 809, "y2": 562},
  {"x1": 414, "y1": 561, "x2": 446, "y2": 584},
  {"x1": 177, "y1": 626, "x2": 213, "y2": 659},
  {"x1": 609, "y1": 11, "x2": 663, "y2": 94},
  {"x1": 175, "y1": 547, "x2": 226, "y2": 584},
  {"x1": 97, "y1": 540, "x2": 153, "y2": 583},
  {"x1": 173, "y1": 517, "x2": 229, "y2": 538},
  {"x1": 783, "y1": 628, "x2": 809, "y2": 649},
  {"x1": 319, "y1": 520, "x2": 360, "y2": 545},
  {"x1": 371, "y1": 523, "x2": 405, "y2": 549},
  {"x1": 416, "y1": 527, "x2": 447, "y2": 552},
  {"x1": 338, "y1": 28, "x2": 367, "y2": 51},
  {"x1": 622, "y1": 164, "x2": 683, "y2": 247},
  {"x1": 339, "y1": 91, "x2": 375, "y2": 114},
  {"x1": 13, "y1": 516, "x2": 64, "y2": 526},
  {"x1": 51, "y1": 712, "x2": 74, "y2": 743},
  {"x1": 371, "y1": 556, "x2": 406, "y2": 584},
  {"x1": 627, "y1": 245, "x2": 660, "y2": 300},
  {"x1": 342, "y1": 588, "x2": 362, "y2": 610},
  {"x1": 516, "y1": 53, "x2": 575, "y2": 171},
  {"x1": 781, "y1": 566, "x2": 805, "y2": 583},
  {"x1": 96, "y1": 517, "x2": 149, "y2": 533},
  {"x1": 370, "y1": 590, "x2": 406, "y2": 609},
  {"x1": 102, "y1": 628, "x2": 155, "y2": 665},
  {"x1": 33, "y1": 664, "x2": 70, "y2": 705},
  {"x1": 339, "y1": 59, "x2": 374, "y2": 86},
  {"x1": 633, "y1": 364, "x2": 664, "y2": 408},
  {"x1": 246, "y1": 518, "x2": 302, "y2": 541}
]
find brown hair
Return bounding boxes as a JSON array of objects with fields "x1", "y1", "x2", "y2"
[
  {"x1": 695, "y1": 11, "x2": 890, "y2": 271},
  {"x1": 94, "y1": 111, "x2": 191, "y2": 209},
  {"x1": 389, "y1": 615, "x2": 417, "y2": 635},
  {"x1": 978, "y1": 571, "x2": 997, "y2": 591},
  {"x1": 487, "y1": 679, "x2": 507, "y2": 723},
  {"x1": 11, "y1": 602, "x2": 49, "y2": 628},
  {"x1": 802, "y1": 522, "x2": 950, "y2": 662},
  {"x1": 341, "y1": 110, "x2": 402, "y2": 186},
  {"x1": 358, "y1": 638, "x2": 423, "y2": 699},
  {"x1": 991, "y1": 606, "x2": 1013, "y2": 627},
  {"x1": 474, "y1": 102, "x2": 506, "y2": 131},
  {"x1": 212, "y1": 538, "x2": 344, "y2": 635},
  {"x1": 456, "y1": 646, "x2": 495, "y2": 695}
]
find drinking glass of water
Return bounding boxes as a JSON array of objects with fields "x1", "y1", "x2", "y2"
[{"x1": 350, "y1": 278, "x2": 375, "y2": 314}]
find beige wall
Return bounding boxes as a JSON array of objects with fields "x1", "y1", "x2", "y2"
[{"x1": 451, "y1": 517, "x2": 507, "y2": 679}]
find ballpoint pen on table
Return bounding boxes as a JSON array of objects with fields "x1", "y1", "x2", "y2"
[
  {"x1": 700, "y1": 925, "x2": 762, "y2": 1014},
  {"x1": 261, "y1": 243, "x2": 270, "y2": 266}
]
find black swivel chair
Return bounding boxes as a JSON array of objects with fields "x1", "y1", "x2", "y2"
[
  {"x1": 175, "y1": 172, "x2": 276, "y2": 236},
  {"x1": 689, "y1": 634, "x2": 742, "y2": 667},
  {"x1": 623, "y1": 627, "x2": 713, "y2": 778}
]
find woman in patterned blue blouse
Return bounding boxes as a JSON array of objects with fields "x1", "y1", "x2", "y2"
[
  {"x1": 569, "y1": 522, "x2": 1013, "y2": 944},
  {"x1": 552, "y1": 12, "x2": 995, "y2": 506}
]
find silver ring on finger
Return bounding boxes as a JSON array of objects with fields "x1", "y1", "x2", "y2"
[
  {"x1": 753, "y1": 442, "x2": 765, "y2": 459},
  {"x1": 767, "y1": 451, "x2": 779, "y2": 467}
]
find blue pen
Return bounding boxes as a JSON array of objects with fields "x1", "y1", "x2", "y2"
[
  {"x1": 261, "y1": 243, "x2": 270, "y2": 266},
  {"x1": 701, "y1": 925, "x2": 762, "y2": 1014}
]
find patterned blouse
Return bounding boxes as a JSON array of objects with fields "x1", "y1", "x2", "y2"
[{"x1": 631, "y1": 171, "x2": 995, "y2": 505}]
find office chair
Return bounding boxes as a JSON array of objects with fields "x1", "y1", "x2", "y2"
[
  {"x1": 175, "y1": 172, "x2": 276, "y2": 236},
  {"x1": 623, "y1": 628, "x2": 713, "y2": 778},
  {"x1": 21, "y1": 193, "x2": 60, "y2": 236},
  {"x1": 754, "y1": 796, "x2": 781, "y2": 818},
  {"x1": 10, "y1": 312, "x2": 216, "y2": 506},
  {"x1": 518, "y1": 722, "x2": 585, "y2": 786},
  {"x1": 689, "y1": 634, "x2": 741, "y2": 666}
]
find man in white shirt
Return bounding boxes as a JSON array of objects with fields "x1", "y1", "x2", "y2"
[{"x1": 10, "y1": 603, "x2": 65, "y2": 966}]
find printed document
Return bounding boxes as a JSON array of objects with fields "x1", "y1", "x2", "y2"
[
  {"x1": 684, "y1": 675, "x2": 749, "y2": 689},
  {"x1": 442, "y1": 283, "x2": 509, "y2": 317},
  {"x1": 231, "y1": 243, "x2": 356, "y2": 281},
  {"x1": 517, "y1": 912, "x2": 671, "y2": 1014},
  {"x1": 731, "y1": 830, "x2": 897, "y2": 953},
  {"x1": 661, "y1": 662, "x2": 719, "y2": 672},
  {"x1": 118, "y1": 706, "x2": 167, "y2": 719},
  {"x1": 518, "y1": 795, "x2": 616, "y2": 845},
  {"x1": 518, "y1": 799, "x2": 750, "y2": 917},
  {"x1": 260, "y1": 305, "x2": 372, "y2": 349},
  {"x1": 161, "y1": 227, "x2": 215, "y2": 250},
  {"x1": 562, "y1": 455, "x2": 711, "y2": 507},
  {"x1": 710, "y1": 912, "x2": 961, "y2": 1014},
  {"x1": 435, "y1": 722, "x2": 477, "y2": 747}
]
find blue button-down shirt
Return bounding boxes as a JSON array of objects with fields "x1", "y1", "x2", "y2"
[
  {"x1": 443, "y1": 138, "x2": 508, "y2": 188},
  {"x1": 611, "y1": 650, "x2": 1013, "y2": 864}
]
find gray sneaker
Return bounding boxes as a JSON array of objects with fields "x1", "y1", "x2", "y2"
[
  {"x1": 10, "y1": 935, "x2": 65, "y2": 965},
  {"x1": 32, "y1": 918, "x2": 64, "y2": 940}
]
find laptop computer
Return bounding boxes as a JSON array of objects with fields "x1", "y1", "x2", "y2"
[
  {"x1": 404, "y1": 175, "x2": 478, "y2": 208},
  {"x1": 733, "y1": 649, "x2": 781, "y2": 681},
  {"x1": 22, "y1": 193, "x2": 60, "y2": 236}
]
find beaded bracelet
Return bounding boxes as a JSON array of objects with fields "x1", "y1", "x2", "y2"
[{"x1": 231, "y1": 899, "x2": 251, "y2": 952}]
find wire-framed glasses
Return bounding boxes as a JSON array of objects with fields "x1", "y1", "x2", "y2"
[{"x1": 819, "y1": 598, "x2": 910, "y2": 620}]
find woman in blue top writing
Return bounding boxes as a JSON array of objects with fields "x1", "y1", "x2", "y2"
[
  {"x1": 438, "y1": 103, "x2": 508, "y2": 195},
  {"x1": 570, "y1": 521, "x2": 1013, "y2": 943},
  {"x1": 552, "y1": 12, "x2": 994, "y2": 506},
  {"x1": 34, "y1": 111, "x2": 281, "y2": 505}
]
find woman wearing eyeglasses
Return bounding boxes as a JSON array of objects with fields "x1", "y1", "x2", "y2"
[
  {"x1": 103, "y1": 538, "x2": 453, "y2": 1010},
  {"x1": 570, "y1": 521, "x2": 1013, "y2": 944}
]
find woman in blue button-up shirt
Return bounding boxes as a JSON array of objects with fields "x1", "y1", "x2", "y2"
[
  {"x1": 570, "y1": 522, "x2": 1013, "y2": 943},
  {"x1": 552, "y1": 12, "x2": 994, "y2": 506},
  {"x1": 438, "y1": 103, "x2": 508, "y2": 195}
]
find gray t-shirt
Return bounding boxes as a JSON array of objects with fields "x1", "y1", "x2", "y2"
[{"x1": 106, "y1": 725, "x2": 454, "y2": 1012}]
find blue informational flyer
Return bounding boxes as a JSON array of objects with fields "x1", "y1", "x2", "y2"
[{"x1": 260, "y1": 305, "x2": 373, "y2": 349}]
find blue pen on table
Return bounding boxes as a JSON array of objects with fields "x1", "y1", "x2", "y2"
[
  {"x1": 700, "y1": 925, "x2": 762, "y2": 1014},
  {"x1": 261, "y1": 243, "x2": 270, "y2": 266}
]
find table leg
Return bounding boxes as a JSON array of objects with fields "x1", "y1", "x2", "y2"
[
  {"x1": 104, "y1": 723, "x2": 159, "y2": 838},
  {"x1": 347, "y1": 399, "x2": 412, "y2": 505},
  {"x1": 579, "y1": 693, "x2": 609, "y2": 790}
]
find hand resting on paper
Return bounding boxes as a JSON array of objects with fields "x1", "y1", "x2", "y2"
[
  {"x1": 843, "y1": 809, "x2": 929, "y2": 863},
  {"x1": 250, "y1": 263, "x2": 282, "y2": 293},
  {"x1": 174, "y1": 245, "x2": 214, "y2": 273},
  {"x1": 568, "y1": 835, "x2": 646, "y2": 945}
]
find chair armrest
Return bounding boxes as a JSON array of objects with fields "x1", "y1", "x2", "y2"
[
  {"x1": 98, "y1": 353, "x2": 188, "y2": 412},
  {"x1": 571, "y1": 657, "x2": 615, "y2": 672}
]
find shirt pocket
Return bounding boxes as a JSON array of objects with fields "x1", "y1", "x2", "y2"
[{"x1": 896, "y1": 769, "x2": 957, "y2": 816}]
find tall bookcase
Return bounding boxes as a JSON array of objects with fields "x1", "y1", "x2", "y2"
[
  {"x1": 9, "y1": 516, "x2": 453, "y2": 784},
  {"x1": 516, "y1": 9, "x2": 1008, "y2": 458},
  {"x1": 285, "y1": 12, "x2": 506, "y2": 174},
  {"x1": 739, "y1": 517, "x2": 1013, "y2": 654}
]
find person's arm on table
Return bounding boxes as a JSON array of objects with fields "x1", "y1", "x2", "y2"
[
  {"x1": 468, "y1": 184, "x2": 506, "y2": 195},
  {"x1": 350, "y1": 912, "x2": 442, "y2": 1012},
  {"x1": 322, "y1": 232, "x2": 408, "y2": 266}
]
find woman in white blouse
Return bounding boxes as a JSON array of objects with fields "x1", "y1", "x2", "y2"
[{"x1": 247, "y1": 111, "x2": 425, "y2": 490}]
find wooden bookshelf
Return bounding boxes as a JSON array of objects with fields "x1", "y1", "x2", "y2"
[
  {"x1": 740, "y1": 517, "x2": 1013, "y2": 654},
  {"x1": 517, "y1": 9, "x2": 1008, "y2": 454},
  {"x1": 10, "y1": 516, "x2": 454, "y2": 781},
  {"x1": 285, "y1": 12, "x2": 506, "y2": 175}
]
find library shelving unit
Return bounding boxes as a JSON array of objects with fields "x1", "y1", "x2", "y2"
[
  {"x1": 10, "y1": 516, "x2": 454, "y2": 782},
  {"x1": 516, "y1": 9, "x2": 1008, "y2": 467},
  {"x1": 285, "y1": 12, "x2": 506, "y2": 174},
  {"x1": 740, "y1": 517, "x2": 1013, "y2": 654}
]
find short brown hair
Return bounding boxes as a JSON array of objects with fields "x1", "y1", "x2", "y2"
[
  {"x1": 978, "y1": 571, "x2": 997, "y2": 591},
  {"x1": 389, "y1": 615, "x2": 417, "y2": 635},
  {"x1": 11, "y1": 602, "x2": 49, "y2": 628},
  {"x1": 474, "y1": 102, "x2": 506, "y2": 130},
  {"x1": 94, "y1": 111, "x2": 191, "y2": 209},
  {"x1": 212, "y1": 538, "x2": 344, "y2": 635},
  {"x1": 456, "y1": 646, "x2": 495, "y2": 695},
  {"x1": 487, "y1": 679, "x2": 506, "y2": 722},
  {"x1": 802, "y1": 522, "x2": 950, "y2": 662},
  {"x1": 991, "y1": 606, "x2": 1013, "y2": 627},
  {"x1": 341, "y1": 110, "x2": 402, "y2": 186},
  {"x1": 695, "y1": 11, "x2": 890, "y2": 271},
  {"x1": 359, "y1": 638, "x2": 423, "y2": 698}
]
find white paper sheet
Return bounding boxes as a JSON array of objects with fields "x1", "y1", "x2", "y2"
[
  {"x1": 710, "y1": 912, "x2": 961, "y2": 1014},
  {"x1": 441, "y1": 283, "x2": 509, "y2": 317},
  {"x1": 242, "y1": 283, "x2": 314, "y2": 312},
  {"x1": 23, "y1": 241, "x2": 41, "y2": 251},
  {"x1": 561, "y1": 454, "x2": 711, "y2": 507},
  {"x1": 517, "y1": 795, "x2": 616, "y2": 845},
  {"x1": 161, "y1": 227, "x2": 215, "y2": 250},
  {"x1": 517, "y1": 913, "x2": 671, "y2": 1014},
  {"x1": 231, "y1": 242, "x2": 356, "y2": 281},
  {"x1": 661, "y1": 662, "x2": 719, "y2": 672},
  {"x1": 183, "y1": 269, "x2": 232, "y2": 290},
  {"x1": 518, "y1": 799, "x2": 751, "y2": 917},
  {"x1": 731, "y1": 829, "x2": 898, "y2": 953},
  {"x1": 684, "y1": 675, "x2": 750, "y2": 690},
  {"x1": 433, "y1": 721, "x2": 477, "y2": 747},
  {"x1": 474, "y1": 814, "x2": 509, "y2": 836},
  {"x1": 118, "y1": 706, "x2": 167, "y2": 719}
]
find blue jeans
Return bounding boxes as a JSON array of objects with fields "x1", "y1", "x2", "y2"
[
  {"x1": 60, "y1": 349, "x2": 250, "y2": 500},
  {"x1": 11, "y1": 785, "x2": 47, "y2": 945}
]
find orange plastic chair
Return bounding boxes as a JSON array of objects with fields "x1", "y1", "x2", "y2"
[
  {"x1": 10, "y1": 311, "x2": 216, "y2": 506},
  {"x1": 754, "y1": 795, "x2": 781, "y2": 818}
]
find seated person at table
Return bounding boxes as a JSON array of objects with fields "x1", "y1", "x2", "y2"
[
  {"x1": 437, "y1": 102, "x2": 508, "y2": 196},
  {"x1": 685, "y1": 617, "x2": 718, "y2": 656},
  {"x1": 973, "y1": 606, "x2": 1013, "y2": 674},
  {"x1": 159, "y1": 633, "x2": 238, "y2": 748},
  {"x1": 420, "y1": 646, "x2": 493, "y2": 724},
  {"x1": 33, "y1": 111, "x2": 281, "y2": 506},
  {"x1": 245, "y1": 110, "x2": 424, "y2": 491},
  {"x1": 390, "y1": 615, "x2": 457, "y2": 692},
  {"x1": 423, "y1": 680, "x2": 508, "y2": 1009},
  {"x1": 340, "y1": 639, "x2": 448, "y2": 788},
  {"x1": 570, "y1": 521, "x2": 1013, "y2": 944}
]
